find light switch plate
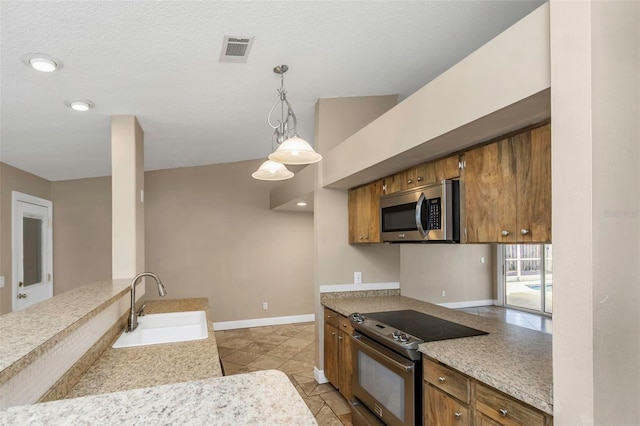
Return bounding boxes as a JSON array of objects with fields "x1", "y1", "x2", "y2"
[
  {"x1": 354, "y1": 272, "x2": 362, "y2": 284},
  {"x1": 0, "y1": 276, "x2": 5, "y2": 288}
]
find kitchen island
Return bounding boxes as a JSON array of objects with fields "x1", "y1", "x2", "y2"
[{"x1": 322, "y1": 294, "x2": 553, "y2": 416}]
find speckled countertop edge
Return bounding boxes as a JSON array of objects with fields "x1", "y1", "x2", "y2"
[
  {"x1": 321, "y1": 295, "x2": 553, "y2": 415},
  {"x1": 65, "y1": 298, "x2": 223, "y2": 398},
  {"x1": 0, "y1": 279, "x2": 131, "y2": 384},
  {"x1": 0, "y1": 370, "x2": 317, "y2": 426}
]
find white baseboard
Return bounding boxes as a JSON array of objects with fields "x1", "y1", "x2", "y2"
[
  {"x1": 319, "y1": 282, "x2": 400, "y2": 293},
  {"x1": 213, "y1": 314, "x2": 315, "y2": 331},
  {"x1": 314, "y1": 367, "x2": 329, "y2": 384},
  {"x1": 437, "y1": 299, "x2": 497, "y2": 309}
]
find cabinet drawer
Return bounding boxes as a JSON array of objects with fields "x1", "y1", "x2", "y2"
[
  {"x1": 324, "y1": 308, "x2": 339, "y2": 328},
  {"x1": 424, "y1": 358, "x2": 470, "y2": 404},
  {"x1": 475, "y1": 382, "x2": 544, "y2": 426},
  {"x1": 338, "y1": 316, "x2": 354, "y2": 334}
]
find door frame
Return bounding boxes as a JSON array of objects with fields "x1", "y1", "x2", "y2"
[{"x1": 12, "y1": 191, "x2": 53, "y2": 311}]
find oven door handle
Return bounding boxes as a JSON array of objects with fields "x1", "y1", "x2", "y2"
[{"x1": 353, "y1": 334, "x2": 415, "y2": 372}]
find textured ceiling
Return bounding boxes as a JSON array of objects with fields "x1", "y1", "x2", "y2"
[{"x1": 0, "y1": 0, "x2": 544, "y2": 181}]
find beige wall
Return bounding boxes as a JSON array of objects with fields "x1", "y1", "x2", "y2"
[
  {"x1": 0, "y1": 163, "x2": 52, "y2": 315},
  {"x1": 50, "y1": 177, "x2": 112, "y2": 295},
  {"x1": 400, "y1": 244, "x2": 494, "y2": 304},
  {"x1": 551, "y1": 0, "x2": 640, "y2": 424},
  {"x1": 143, "y1": 159, "x2": 314, "y2": 322},
  {"x1": 314, "y1": 95, "x2": 401, "y2": 370}
]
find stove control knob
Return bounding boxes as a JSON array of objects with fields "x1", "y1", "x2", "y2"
[
  {"x1": 399, "y1": 333, "x2": 409, "y2": 343},
  {"x1": 392, "y1": 331, "x2": 401, "y2": 340},
  {"x1": 350, "y1": 313, "x2": 365, "y2": 324}
]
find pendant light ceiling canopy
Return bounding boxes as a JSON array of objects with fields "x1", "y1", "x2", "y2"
[{"x1": 252, "y1": 64, "x2": 321, "y2": 181}]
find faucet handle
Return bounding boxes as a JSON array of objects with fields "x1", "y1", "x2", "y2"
[{"x1": 137, "y1": 304, "x2": 146, "y2": 317}]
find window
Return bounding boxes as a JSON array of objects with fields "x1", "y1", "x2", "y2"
[{"x1": 502, "y1": 244, "x2": 552, "y2": 314}]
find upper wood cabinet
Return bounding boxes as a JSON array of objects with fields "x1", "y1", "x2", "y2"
[
  {"x1": 464, "y1": 123, "x2": 551, "y2": 243},
  {"x1": 383, "y1": 154, "x2": 461, "y2": 195},
  {"x1": 348, "y1": 179, "x2": 383, "y2": 244}
]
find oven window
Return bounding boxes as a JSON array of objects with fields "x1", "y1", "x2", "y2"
[
  {"x1": 381, "y1": 203, "x2": 418, "y2": 232},
  {"x1": 358, "y1": 351, "x2": 405, "y2": 421}
]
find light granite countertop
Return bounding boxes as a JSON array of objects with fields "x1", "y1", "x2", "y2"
[
  {"x1": 0, "y1": 279, "x2": 131, "y2": 385},
  {"x1": 0, "y1": 370, "x2": 317, "y2": 425},
  {"x1": 65, "y1": 298, "x2": 223, "y2": 398},
  {"x1": 321, "y1": 295, "x2": 553, "y2": 415}
]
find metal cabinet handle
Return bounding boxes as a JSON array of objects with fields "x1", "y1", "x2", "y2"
[
  {"x1": 17, "y1": 293, "x2": 27, "y2": 299},
  {"x1": 363, "y1": 235, "x2": 368, "y2": 240},
  {"x1": 454, "y1": 412, "x2": 461, "y2": 419},
  {"x1": 501, "y1": 230, "x2": 510, "y2": 236},
  {"x1": 407, "y1": 179, "x2": 413, "y2": 184},
  {"x1": 18, "y1": 281, "x2": 23, "y2": 287},
  {"x1": 331, "y1": 331, "x2": 336, "y2": 336},
  {"x1": 417, "y1": 176, "x2": 423, "y2": 182},
  {"x1": 338, "y1": 336, "x2": 343, "y2": 340},
  {"x1": 438, "y1": 376, "x2": 446, "y2": 383},
  {"x1": 520, "y1": 229, "x2": 530, "y2": 235},
  {"x1": 342, "y1": 323, "x2": 347, "y2": 328},
  {"x1": 499, "y1": 408, "x2": 508, "y2": 417}
]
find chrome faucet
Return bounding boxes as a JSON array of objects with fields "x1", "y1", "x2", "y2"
[{"x1": 126, "y1": 272, "x2": 167, "y2": 332}]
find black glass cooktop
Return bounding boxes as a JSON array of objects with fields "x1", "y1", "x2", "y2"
[{"x1": 364, "y1": 309, "x2": 488, "y2": 342}]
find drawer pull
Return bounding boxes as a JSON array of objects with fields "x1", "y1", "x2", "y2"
[
  {"x1": 454, "y1": 412, "x2": 461, "y2": 419},
  {"x1": 499, "y1": 408, "x2": 508, "y2": 417},
  {"x1": 501, "y1": 230, "x2": 510, "y2": 236},
  {"x1": 342, "y1": 323, "x2": 347, "y2": 327},
  {"x1": 331, "y1": 331, "x2": 336, "y2": 336},
  {"x1": 407, "y1": 179, "x2": 413, "y2": 184},
  {"x1": 438, "y1": 376, "x2": 446, "y2": 383}
]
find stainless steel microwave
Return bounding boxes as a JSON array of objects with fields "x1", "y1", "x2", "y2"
[{"x1": 380, "y1": 180, "x2": 459, "y2": 243}]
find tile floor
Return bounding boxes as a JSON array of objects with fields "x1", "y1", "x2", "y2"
[
  {"x1": 215, "y1": 322, "x2": 351, "y2": 425},
  {"x1": 457, "y1": 305, "x2": 552, "y2": 334},
  {"x1": 215, "y1": 307, "x2": 550, "y2": 425}
]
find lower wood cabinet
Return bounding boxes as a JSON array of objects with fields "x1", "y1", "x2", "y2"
[
  {"x1": 323, "y1": 308, "x2": 354, "y2": 400},
  {"x1": 423, "y1": 356, "x2": 552, "y2": 426}
]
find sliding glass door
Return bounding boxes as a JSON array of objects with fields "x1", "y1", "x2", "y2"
[{"x1": 503, "y1": 244, "x2": 552, "y2": 314}]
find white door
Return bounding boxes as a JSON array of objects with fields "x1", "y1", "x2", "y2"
[{"x1": 12, "y1": 192, "x2": 53, "y2": 311}]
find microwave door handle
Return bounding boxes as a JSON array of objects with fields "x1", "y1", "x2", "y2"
[{"x1": 415, "y1": 193, "x2": 429, "y2": 238}]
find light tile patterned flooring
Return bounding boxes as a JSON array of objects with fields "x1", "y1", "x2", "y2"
[{"x1": 215, "y1": 323, "x2": 351, "y2": 426}]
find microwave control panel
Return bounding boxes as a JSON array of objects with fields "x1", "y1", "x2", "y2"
[{"x1": 427, "y1": 198, "x2": 441, "y2": 230}]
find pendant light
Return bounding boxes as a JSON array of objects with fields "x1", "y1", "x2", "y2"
[{"x1": 252, "y1": 64, "x2": 321, "y2": 181}]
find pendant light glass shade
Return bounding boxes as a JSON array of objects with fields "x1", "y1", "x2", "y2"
[
  {"x1": 268, "y1": 136, "x2": 322, "y2": 165},
  {"x1": 251, "y1": 160, "x2": 294, "y2": 181}
]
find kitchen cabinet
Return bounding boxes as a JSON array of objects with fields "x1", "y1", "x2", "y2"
[
  {"x1": 423, "y1": 356, "x2": 553, "y2": 426},
  {"x1": 323, "y1": 308, "x2": 354, "y2": 400},
  {"x1": 383, "y1": 154, "x2": 461, "y2": 195},
  {"x1": 464, "y1": 123, "x2": 551, "y2": 243},
  {"x1": 423, "y1": 358, "x2": 472, "y2": 426},
  {"x1": 323, "y1": 309, "x2": 339, "y2": 385},
  {"x1": 348, "y1": 179, "x2": 383, "y2": 244}
]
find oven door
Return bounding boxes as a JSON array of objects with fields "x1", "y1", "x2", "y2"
[{"x1": 351, "y1": 332, "x2": 418, "y2": 426}]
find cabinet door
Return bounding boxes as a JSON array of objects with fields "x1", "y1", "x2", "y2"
[
  {"x1": 383, "y1": 172, "x2": 405, "y2": 194},
  {"x1": 464, "y1": 139, "x2": 517, "y2": 243},
  {"x1": 405, "y1": 164, "x2": 430, "y2": 188},
  {"x1": 425, "y1": 385, "x2": 471, "y2": 426},
  {"x1": 348, "y1": 181, "x2": 383, "y2": 244},
  {"x1": 476, "y1": 412, "x2": 505, "y2": 426},
  {"x1": 514, "y1": 124, "x2": 551, "y2": 243},
  {"x1": 434, "y1": 155, "x2": 461, "y2": 181},
  {"x1": 338, "y1": 329, "x2": 354, "y2": 400},
  {"x1": 324, "y1": 322, "x2": 339, "y2": 386}
]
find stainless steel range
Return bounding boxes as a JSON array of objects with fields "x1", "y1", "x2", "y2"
[{"x1": 349, "y1": 310, "x2": 488, "y2": 426}]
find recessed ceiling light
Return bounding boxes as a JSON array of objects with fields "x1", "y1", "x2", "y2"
[
  {"x1": 64, "y1": 100, "x2": 95, "y2": 111},
  {"x1": 22, "y1": 53, "x2": 63, "y2": 72},
  {"x1": 296, "y1": 202, "x2": 308, "y2": 207}
]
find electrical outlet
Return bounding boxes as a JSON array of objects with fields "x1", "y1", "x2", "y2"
[
  {"x1": 441, "y1": 290, "x2": 446, "y2": 297},
  {"x1": 354, "y1": 272, "x2": 362, "y2": 284},
  {"x1": 480, "y1": 257, "x2": 485, "y2": 264},
  {"x1": 262, "y1": 302, "x2": 268, "y2": 310},
  {"x1": 0, "y1": 276, "x2": 4, "y2": 288}
]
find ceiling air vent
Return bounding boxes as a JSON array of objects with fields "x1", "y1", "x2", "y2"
[{"x1": 219, "y1": 36, "x2": 254, "y2": 63}]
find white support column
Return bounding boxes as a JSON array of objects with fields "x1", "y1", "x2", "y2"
[{"x1": 111, "y1": 116, "x2": 145, "y2": 280}]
